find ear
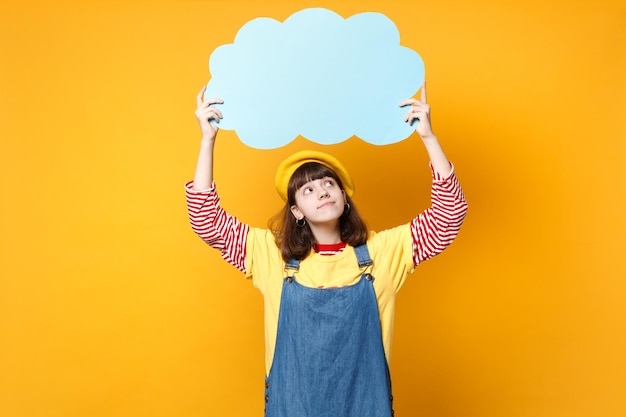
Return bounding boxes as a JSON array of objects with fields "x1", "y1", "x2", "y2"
[
  {"x1": 342, "y1": 190, "x2": 347, "y2": 204},
  {"x1": 290, "y1": 204, "x2": 303, "y2": 220}
]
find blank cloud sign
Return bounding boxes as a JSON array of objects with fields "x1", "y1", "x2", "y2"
[{"x1": 204, "y1": 8, "x2": 425, "y2": 149}]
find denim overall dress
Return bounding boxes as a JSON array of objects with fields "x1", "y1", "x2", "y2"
[{"x1": 264, "y1": 244, "x2": 394, "y2": 417}]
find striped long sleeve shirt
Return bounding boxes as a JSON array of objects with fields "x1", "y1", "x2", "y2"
[{"x1": 186, "y1": 164, "x2": 468, "y2": 272}]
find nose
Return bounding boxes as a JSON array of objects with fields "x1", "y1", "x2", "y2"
[{"x1": 319, "y1": 188, "x2": 329, "y2": 198}]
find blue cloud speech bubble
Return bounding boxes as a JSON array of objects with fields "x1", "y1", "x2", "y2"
[{"x1": 204, "y1": 8, "x2": 424, "y2": 149}]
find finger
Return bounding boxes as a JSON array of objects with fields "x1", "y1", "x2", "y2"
[
  {"x1": 197, "y1": 93, "x2": 224, "y2": 110},
  {"x1": 197, "y1": 86, "x2": 207, "y2": 106},
  {"x1": 409, "y1": 102, "x2": 429, "y2": 112},
  {"x1": 420, "y1": 80, "x2": 427, "y2": 103},
  {"x1": 209, "y1": 108, "x2": 223, "y2": 121},
  {"x1": 399, "y1": 98, "x2": 418, "y2": 107},
  {"x1": 199, "y1": 107, "x2": 222, "y2": 121},
  {"x1": 404, "y1": 107, "x2": 413, "y2": 122},
  {"x1": 406, "y1": 110, "x2": 419, "y2": 125},
  {"x1": 204, "y1": 97, "x2": 224, "y2": 105},
  {"x1": 198, "y1": 98, "x2": 224, "y2": 110},
  {"x1": 409, "y1": 110, "x2": 427, "y2": 126},
  {"x1": 404, "y1": 105, "x2": 420, "y2": 121}
]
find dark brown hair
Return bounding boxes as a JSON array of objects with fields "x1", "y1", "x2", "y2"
[{"x1": 269, "y1": 162, "x2": 368, "y2": 262}]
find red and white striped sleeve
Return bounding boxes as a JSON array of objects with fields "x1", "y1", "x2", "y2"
[
  {"x1": 411, "y1": 164, "x2": 468, "y2": 266},
  {"x1": 185, "y1": 181, "x2": 248, "y2": 273}
]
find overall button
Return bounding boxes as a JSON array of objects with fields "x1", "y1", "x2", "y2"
[
  {"x1": 365, "y1": 273, "x2": 373, "y2": 281},
  {"x1": 264, "y1": 395, "x2": 269, "y2": 403},
  {"x1": 265, "y1": 381, "x2": 270, "y2": 388},
  {"x1": 285, "y1": 276, "x2": 294, "y2": 283}
]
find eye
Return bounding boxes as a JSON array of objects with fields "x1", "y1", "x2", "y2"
[
  {"x1": 324, "y1": 179, "x2": 334, "y2": 187},
  {"x1": 302, "y1": 187, "x2": 313, "y2": 195}
]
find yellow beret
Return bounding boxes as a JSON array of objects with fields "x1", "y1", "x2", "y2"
[{"x1": 275, "y1": 150, "x2": 354, "y2": 202}]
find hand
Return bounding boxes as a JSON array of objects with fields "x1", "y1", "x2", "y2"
[
  {"x1": 399, "y1": 81, "x2": 435, "y2": 140},
  {"x1": 195, "y1": 86, "x2": 224, "y2": 140}
]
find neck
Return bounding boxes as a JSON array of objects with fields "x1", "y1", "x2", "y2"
[{"x1": 308, "y1": 222, "x2": 342, "y2": 244}]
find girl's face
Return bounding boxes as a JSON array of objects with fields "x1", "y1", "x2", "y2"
[{"x1": 290, "y1": 176, "x2": 346, "y2": 227}]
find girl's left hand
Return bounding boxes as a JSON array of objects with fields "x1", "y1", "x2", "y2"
[{"x1": 399, "y1": 81, "x2": 435, "y2": 140}]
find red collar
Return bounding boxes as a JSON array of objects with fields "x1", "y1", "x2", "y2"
[{"x1": 313, "y1": 242, "x2": 347, "y2": 254}]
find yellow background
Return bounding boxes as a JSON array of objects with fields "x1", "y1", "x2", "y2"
[{"x1": 1, "y1": 0, "x2": 625, "y2": 416}]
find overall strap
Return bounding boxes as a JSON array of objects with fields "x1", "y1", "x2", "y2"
[
  {"x1": 285, "y1": 258, "x2": 300, "y2": 272},
  {"x1": 353, "y1": 243, "x2": 373, "y2": 268}
]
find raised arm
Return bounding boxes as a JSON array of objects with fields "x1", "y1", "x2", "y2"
[
  {"x1": 192, "y1": 86, "x2": 224, "y2": 190},
  {"x1": 187, "y1": 88, "x2": 248, "y2": 272},
  {"x1": 399, "y1": 81, "x2": 451, "y2": 177},
  {"x1": 400, "y1": 82, "x2": 468, "y2": 265}
]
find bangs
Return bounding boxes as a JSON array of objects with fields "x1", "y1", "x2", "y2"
[{"x1": 288, "y1": 162, "x2": 342, "y2": 202}]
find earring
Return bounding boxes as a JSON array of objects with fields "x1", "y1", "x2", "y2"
[
  {"x1": 344, "y1": 203, "x2": 351, "y2": 212},
  {"x1": 296, "y1": 218, "x2": 306, "y2": 227}
]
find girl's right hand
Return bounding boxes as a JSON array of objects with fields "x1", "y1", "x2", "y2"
[{"x1": 195, "y1": 86, "x2": 224, "y2": 140}]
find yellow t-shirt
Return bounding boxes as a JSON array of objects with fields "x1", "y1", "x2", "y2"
[{"x1": 245, "y1": 224, "x2": 415, "y2": 375}]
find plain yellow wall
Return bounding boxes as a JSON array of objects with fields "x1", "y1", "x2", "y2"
[{"x1": 1, "y1": 0, "x2": 625, "y2": 416}]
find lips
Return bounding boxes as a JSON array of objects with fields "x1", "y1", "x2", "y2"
[{"x1": 317, "y1": 201, "x2": 335, "y2": 209}]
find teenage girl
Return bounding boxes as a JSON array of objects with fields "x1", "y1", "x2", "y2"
[{"x1": 186, "y1": 82, "x2": 468, "y2": 417}]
